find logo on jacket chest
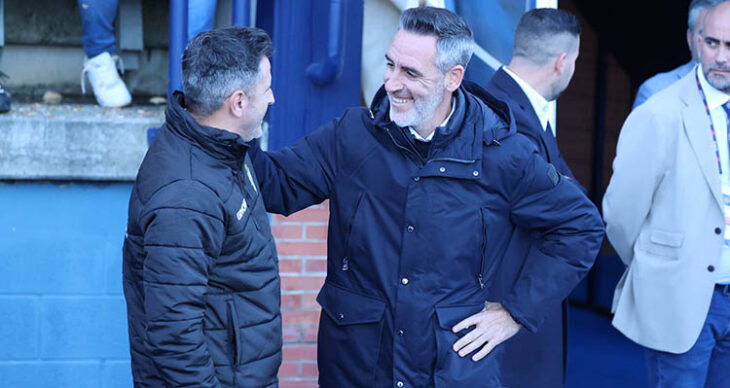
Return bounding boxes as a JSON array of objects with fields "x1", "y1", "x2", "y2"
[{"x1": 236, "y1": 198, "x2": 248, "y2": 220}]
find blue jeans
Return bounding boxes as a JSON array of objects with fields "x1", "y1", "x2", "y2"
[
  {"x1": 78, "y1": 0, "x2": 217, "y2": 58},
  {"x1": 645, "y1": 284, "x2": 730, "y2": 387}
]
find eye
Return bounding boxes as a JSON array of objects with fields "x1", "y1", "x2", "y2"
[
  {"x1": 405, "y1": 70, "x2": 417, "y2": 78},
  {"x1": 386, "y1": 62, "x2": 394, "y2": 68}
]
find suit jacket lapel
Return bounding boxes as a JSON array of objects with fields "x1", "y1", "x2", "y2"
[
  {"x1": 680, "y1": 75, "x2": 723, "y2": 211},
  {"x1": 492, "y1": 69, "x2": 553, "y2": 160}
]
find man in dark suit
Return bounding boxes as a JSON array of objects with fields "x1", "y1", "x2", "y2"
[{"x1": 485, "y1": 8, "x2": 583, "y2": 388}]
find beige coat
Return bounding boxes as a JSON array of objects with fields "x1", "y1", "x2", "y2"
[{"x1": 604, "y1": 68, "x2": 724, "y2": 354}]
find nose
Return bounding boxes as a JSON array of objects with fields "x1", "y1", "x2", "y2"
[
  {"x1": 384, "y1": 70, "x2": 402, "y2": 93},
  {"x1": 269, "y1": 91, "x2": 275, "y2": 106},
  {"x1": 718, "y1": 46, "x2": 730, "y2": 64}
]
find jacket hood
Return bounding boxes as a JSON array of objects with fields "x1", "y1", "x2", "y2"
[
  {"x1": 165, "y1": 91, "x2": 249, "y2": 165},
  {"x1": 368, "y1": 80, "x2": 516, "y2": 146}
]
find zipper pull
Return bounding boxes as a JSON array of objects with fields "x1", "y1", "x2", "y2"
[
  {"x1": 478, "y1": 274, "x2": 485, "y2": 289},
  {"x1": 342, "y1": 257, "x2": 349, "y2": 271}
]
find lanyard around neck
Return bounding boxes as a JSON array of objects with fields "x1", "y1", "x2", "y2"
[{"x1": 695, "y1": 69, "x2": 727, "y2": 175}]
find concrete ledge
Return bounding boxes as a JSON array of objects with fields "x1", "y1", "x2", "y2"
[{"x1": 0, "y1": 103, "x2": 164, "y2": 181}]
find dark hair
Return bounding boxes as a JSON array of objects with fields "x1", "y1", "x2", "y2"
[
  {"x1": 182, "y1": 26, "x2": 273, "y2": 116},
  {"x1": 513, "y1": 8, "x2": 581, "y2": 65},
  {"x1": 399, "y1": 6, "x2": 474, "y2": 72},
  {"x1": 689, "y1": 0, "x2": 724, "y2": 32}
]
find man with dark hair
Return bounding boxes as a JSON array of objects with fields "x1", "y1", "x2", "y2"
[
  {"x1": 632, "y1": 0, "x2": 722, "y2": 109},
  {"x1": 249, "y1": 6, "x2": 603, "y2": 387},
  {"x1": 484, "y1": 8, "x2": 583, "y2": 388},
  {"x1": 122, "y1": 26, "x2": 280, "y2": 387}
]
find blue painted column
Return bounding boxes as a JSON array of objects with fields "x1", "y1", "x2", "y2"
[
  {"x1": 266, "y1": 0, "x2": 364, "y2": 150},
  {"x1": 168, "y1": 0, "x2": 188, "y2": 96}
]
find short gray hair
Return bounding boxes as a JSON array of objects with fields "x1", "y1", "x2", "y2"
[
  {"x1": 513, "y1": 8, "x2": 581, "y2": 66},
  {"x1": 399, "y1": 7, "x2": 474, "y2": 73},
  {"x1": 688, "y1": 0, "x2": 724, "y2": 32},
  {"x1": 182, "y1": 26, "x2": 273, "y2": 116}
]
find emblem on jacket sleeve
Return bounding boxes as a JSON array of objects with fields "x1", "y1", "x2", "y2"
[{"x1": 237, "y1": 198, "x2": 248, "y2": 220}]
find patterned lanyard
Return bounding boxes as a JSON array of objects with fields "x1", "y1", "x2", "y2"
[{"x1": 695, "y1": 69, "x2": 727, "y2": 175}]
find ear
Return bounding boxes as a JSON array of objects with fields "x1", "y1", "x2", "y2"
[
  {"x1": 687, "y1": 28, "x2": 694, "y2": 51},
  {"x1": 228, "y1": 90, "x2": 248, "y2": 118},
  {"x1": 444, "y1": 65, "x2": 465, "y2": 92},
  {"x1": 554, "y1": 52, "x2": 568, "y2": 75}
]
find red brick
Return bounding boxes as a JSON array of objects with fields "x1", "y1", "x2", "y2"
[
  {"x1": 279, "y1": 259, "x2": 303, "y2": 273},
  {"x1": 301, "y1": 293, "x2": 320, "y2": 309},
  {"x1": 277, "y1": 241, "x2": 327, "y2": 256},
  {"x1": 276, "y1": 207, "x2": 330, "y2": 223},
  {"x1": 281, "y1": 276, "x2": 325, "y2": 291},
  {"x1": 282, "y1": 326, "x2": 301, "y2": 342},
  {"x1": 272, "y1": 225, "x2": 304, "y2": 239},
  {"x1": 283, "y1": 344, "x2": 318, "y2": 360},
  {"x1": 304, "y1": 259, "x2": 327, "y2": 273},
  {"x1": 300, "y1": 327, "x2": 319, "y2": 342},
  {"x1": 281, "y1": 294, "x2": 301, "y2": 310},
  {"x1": 282, "y1": 310, "x2": 321, "y2": 325},
  {"x1": 278, "y1": 362, "x2": 300, "y2": 377},
  {"x1": 278, "y1": 380, "x2": 318, "y2": 388},
  {"x1": 300, "y1": 362, "x2": 318, "y2": 377},
  {"x1": 305, "y1": 225, "x2": 328, "y2": 240}
]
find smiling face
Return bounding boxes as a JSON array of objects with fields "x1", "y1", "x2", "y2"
[
  {"x1": 700, "y1": 2, "x2": 730, "y2": 93},
  {"x1": 384, "y1": 30, "x2": 452, "y2": 133}
]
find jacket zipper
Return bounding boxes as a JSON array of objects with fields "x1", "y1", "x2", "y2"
[
  {"x1": 478, "y1": 209, "x2": 487, "y2": 289},
  {"x1": 384, "y1": 127, "x2": 425, "y2": 166}
]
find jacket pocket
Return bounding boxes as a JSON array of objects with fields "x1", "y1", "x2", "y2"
[
  {"x1": 317, "y1": 282, "x2": 385, "y2": 387},
  {"x1": 433, "y1": 304, "x2": 503, "y2": 387},
  {"x1": 637, "y1": 228, "x2": 684, "y2": 259},
  {"x1": 226, "y1": 300, "x2": 242, "y2": 367},
  {"x1": 341, "y1": 191, "x2": 366, "y2": 272}
]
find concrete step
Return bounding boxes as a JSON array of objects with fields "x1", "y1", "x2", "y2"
[{"x1": 0, "y1": 103, "x2": 164, "y2": 181}]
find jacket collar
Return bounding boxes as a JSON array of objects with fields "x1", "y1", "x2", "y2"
[
  {"x1": 165, "y1": 91, "x2": 249, "y2": 167},
  {"x1": 369, "y1": 81, "x2": 515, "y2": 162}
]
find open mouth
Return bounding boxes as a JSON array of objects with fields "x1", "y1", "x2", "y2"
[{"x1": 390, "y1": 95, "x2": 413, "y2": 106}]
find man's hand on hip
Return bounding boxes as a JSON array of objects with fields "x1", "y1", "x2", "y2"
[{"x1": 451, "y1": 302, "x2": 521, "y2": 361}]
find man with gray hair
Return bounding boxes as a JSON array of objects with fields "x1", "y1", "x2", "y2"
[
  {"x1": 122, "y1": 27, "x2": 281, "y2": 387},
  {"x1": 632, "y1": 0, "x2": 722, "y2": 109},
  {"x1": 248, "y1": 6, "x2": 603, "y2": 387},
  {"x1": 484, "y1": 8, "x2": 583, "y2": 388}
]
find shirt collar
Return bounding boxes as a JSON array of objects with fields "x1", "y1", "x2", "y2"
[
  {"x1": 698, "y1": 64, "x2": 730, "y2": 110},
  {"x1": 502, "y1": 66, "x2": 552, "y2": 130},
  {"x1": 408, "y1": 96, "x2": 456, "y2": 142}
]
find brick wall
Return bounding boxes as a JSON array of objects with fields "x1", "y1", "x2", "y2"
[{"x1": 273, "y1": 202, "x2": 329, "y2": 388}]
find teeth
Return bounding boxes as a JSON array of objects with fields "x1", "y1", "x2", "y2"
[{"x1": 392, "y1": 97, "x2": 409, "y2": 104}]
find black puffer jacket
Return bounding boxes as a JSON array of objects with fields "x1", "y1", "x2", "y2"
[{"x1": 123, "y1": 92, "x2": 281, "y2": 387}]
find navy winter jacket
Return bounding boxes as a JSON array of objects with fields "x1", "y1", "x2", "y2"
[
  {"x1": 123, "y1": 92, "x2": 282, "y2": 387},
  {"x1": 249, "y1": 82, "x2": 604, "y2": 387}
]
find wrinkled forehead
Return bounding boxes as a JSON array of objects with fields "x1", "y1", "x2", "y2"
[
  {"x1": 386, "y1": 30, "x2": 439, "y2": 69},
  {"x1": 703, "y1": 6, "x2": 730, "y2": 40}
]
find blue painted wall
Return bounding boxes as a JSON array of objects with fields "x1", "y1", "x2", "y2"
[{"x1": 0, "y1": 183, "x2": 132, "y2": 388}]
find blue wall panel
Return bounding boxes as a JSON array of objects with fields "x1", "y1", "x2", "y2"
[
  {"x1": 0, "y1": 183, "x2": 132, "y2": 386},
  {"x1": 0, "y1": 361, "x2": 104, "y2": 388},
  {"x1": 40, "y1": 297, "x2": 129, "y2": 359},
  {"x1": 0, "y1": 297, "x2": 39, "y2": 360}
]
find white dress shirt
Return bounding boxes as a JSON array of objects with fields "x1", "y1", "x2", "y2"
[{"x1": 502, "y1": 66, "x2": 554, "y2": 132}]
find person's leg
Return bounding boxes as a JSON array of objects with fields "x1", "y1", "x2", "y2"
[
  {"x1": 645, "y1": 308, "x2": 718, "y2": 388},
  {"x1": 705, "y1": 285, "x2": 730, "y2": 388},
  {"x1": 187, "y1": 0, "x2": 218, "y2": 42},
  {"x1": 78, "y1": 0, "x2": 119, "y2": 58}
]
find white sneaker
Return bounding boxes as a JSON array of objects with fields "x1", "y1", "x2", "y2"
[{"x1": 81, "y1": 52, "x2": 132, "y2": 107}]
